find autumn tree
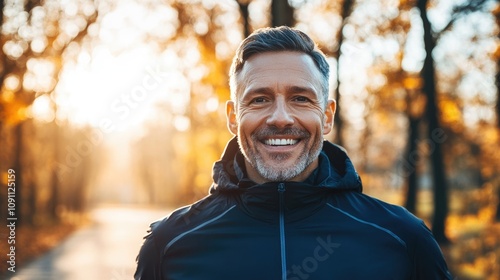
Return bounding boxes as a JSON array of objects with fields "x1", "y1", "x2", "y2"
[
  {"x1": 0, "y1": 0, "x2": 98, "y2": 224},
  {"x1": 412, "y1": 0, "x2": 493, "y2": 243},
  {"x1": 271, "y1": 0, "x2": 294, "y2": 26},
  {"x1": 331, "y1": 0, "x2": 355, "y2": 147},
  {"x1": 414, "y1": 0, "x2": 449, "y2": 243},
  {"x1": 236, "y1": 0, "x2": 251, "y2": 37},
  {"x1": 493, "y1": 1, "x2": 500, "y2": 221}
]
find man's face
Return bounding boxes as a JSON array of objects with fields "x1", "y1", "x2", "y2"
[{"x1": 226, "y1": 51, "x2": 336, "y2": 183}]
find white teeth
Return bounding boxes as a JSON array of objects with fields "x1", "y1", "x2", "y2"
[{"x1": 265, "y1": 139, "x2": 298, "y2": 146}]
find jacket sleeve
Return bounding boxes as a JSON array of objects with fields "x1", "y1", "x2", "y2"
[
  {"x1": 413, "y1": 220, "x2": 453, "y2": 280},
  {"x1": 135, "y1": 222, "x2": 162, "y2": 280}
]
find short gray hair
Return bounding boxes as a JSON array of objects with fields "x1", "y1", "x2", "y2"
[{"x1": 229, "y1": 26, "x2": 330, "y2": 105}]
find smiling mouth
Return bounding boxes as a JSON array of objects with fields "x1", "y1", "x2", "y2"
[{"x1": 264, "y1": 138, "x2": 299, "y2": 146}]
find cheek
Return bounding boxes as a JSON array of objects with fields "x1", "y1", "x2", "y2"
[
  {"x1": 295, "y1": 110, "x2": 325, "y2": 130},
  {"x1": 238, "y1": 109, "x2": 266, "y2": 130}
]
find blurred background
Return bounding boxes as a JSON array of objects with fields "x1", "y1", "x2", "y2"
[{"x1": 0, "y1": 0, "x2": 499, "y2": 279}]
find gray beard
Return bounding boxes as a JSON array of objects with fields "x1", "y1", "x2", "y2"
[
  {"x1": 252, "y1": 148, "x2": 320, "y2": 181},
  {"x1": 238, "y1": 126, "x2": 323, "y2": 182}
]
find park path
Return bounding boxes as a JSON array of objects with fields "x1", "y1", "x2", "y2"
[{"x1": 7, "y1": 205, "x2": 171, "y2": 280}]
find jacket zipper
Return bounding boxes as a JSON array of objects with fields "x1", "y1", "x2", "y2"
[{"x1": 278, "y1": 183, "x2": 287, "y2": 280}]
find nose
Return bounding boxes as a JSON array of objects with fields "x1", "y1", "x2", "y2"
[{"x1": 266, "y1": 97, "x2": 294, "y2": 127}]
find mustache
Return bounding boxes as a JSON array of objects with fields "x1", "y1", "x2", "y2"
[{"x1": 252, "y1": 126, "x2": 310, "y2": 139}]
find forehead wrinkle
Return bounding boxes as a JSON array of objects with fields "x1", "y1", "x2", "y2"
[{"x1": 243, "y1": 69, "x2": 318, "y2": 91}]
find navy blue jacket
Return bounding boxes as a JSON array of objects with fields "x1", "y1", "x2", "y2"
[{"x1": 135, "y1": 138, "x2": 452, "y2": 279}]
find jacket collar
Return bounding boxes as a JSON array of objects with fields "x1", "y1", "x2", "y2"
[{"x1": 210, "y1": 137, "x2": 362, "y2": 193}]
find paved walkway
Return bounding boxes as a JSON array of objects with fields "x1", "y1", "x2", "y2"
[{"x1": 6, "y1": 206, "x2": 171, "y2": 280}]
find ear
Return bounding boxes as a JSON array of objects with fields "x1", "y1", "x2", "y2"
[
  {"x1": 323, "y1": 99, "x2": 336, "y2": 135},
  {"x1": 226, "y1": 100, "x2": 238, "y2": 135}
]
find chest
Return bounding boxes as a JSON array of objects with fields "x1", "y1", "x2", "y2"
[{"x1": 161, "y1": 210, "x2": 412, "y2": 280}]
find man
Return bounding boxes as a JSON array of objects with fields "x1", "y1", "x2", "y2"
[{"x1": 135, "y1": 26, "x2": 453, "y2": 280}]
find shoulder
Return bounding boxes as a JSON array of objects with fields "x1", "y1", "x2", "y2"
[
  {"x1": 328, "y1": 192, "x2": 453, "y2": 279},
  {"x1": 329, "y1": 192, "x2": 417, "y2": 221},
  {"x1": 149, "y1": 193, "x2": 236, "y2": 245},
  {"x1": 135, "y1": 193, "x2": 236, "y2": 279},
  {"x1": 327, "y1": 192, "x2": 432, "y2": 247}
]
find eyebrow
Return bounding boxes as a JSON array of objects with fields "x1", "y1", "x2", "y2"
[
  {"x1": 244, "y1": 85, "x2": 316, "y2": 96},
  {"x1": 287, "y1": 85, "x2": 316, "y2": 94},
  {"x1": 245, "y1": 87, "x2": 274, "y2": 96}
]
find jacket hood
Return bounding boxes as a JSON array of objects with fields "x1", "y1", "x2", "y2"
[{"x1": 209, "y1": 137, "x2": 362, "y2": 194}]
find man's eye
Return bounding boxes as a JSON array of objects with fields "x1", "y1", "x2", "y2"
[
  {"x1": 252, "y1": 97, "x2": 267, "y2": 103},
  {"x1": 294, "y1": 96, "x2": 310, "y2": 102}
]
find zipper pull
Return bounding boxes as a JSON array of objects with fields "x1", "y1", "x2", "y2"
[{"x1": 278, "y1": 183, "x2": 285, "y2": 192}]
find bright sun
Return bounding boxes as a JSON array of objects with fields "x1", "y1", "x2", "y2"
[{"x1": 31, "y1": 0, "x2": 192, "y2": 137}]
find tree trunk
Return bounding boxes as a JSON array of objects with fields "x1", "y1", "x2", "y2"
[
  {"x1": 0, "y1": 0, "x2": 7, "y2": 87},
  {"x1": 495, "y1": 26, "x2": 500, "y2": 221},
  {"x1": 333, "y1": 58, "x2": 344, "y2": 146},
  {"x1": 237, "y1": 1, "x2": 251, "y2": 37},
  {"x1": 417, "y1": 0, "x2": 449, "y2": 244},
  {"x1": 496, "y1": 185, "x2": 500, "y2": 221},
  {"x1": 271, "y1": 0, "x2": 294, "y2": 27},
  {"x1": 496, "y1": 63, "x2": 500, "y2": 129},
  {"x1": 12, "y1": 122, "x2": 28, "y2": 225},
  {"x1": 0, "y1": 125, "x2": 4, "y2": 222},
  {"x1": 27, "y1": 181, "x2": 36, "y2": 225},
  {"x1": 49, "y1": 121, "x2": 60, "y2": 221},
  {"x1": 404, "y1": 116, "x2": 420, "y2": 213},
  {"x1": 333, "y1": 0, "x2": 354, "y2": 147},
  {"x1": 496, "y1": 5, "x2": 500, "y2": 130}
]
